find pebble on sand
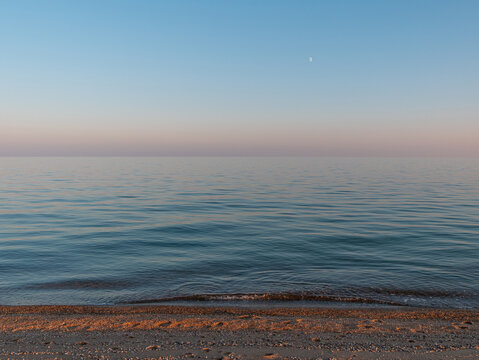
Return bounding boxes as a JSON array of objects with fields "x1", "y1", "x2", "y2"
[{"x1": 146, "y1": 345, "x2": 160, "y2": 350}]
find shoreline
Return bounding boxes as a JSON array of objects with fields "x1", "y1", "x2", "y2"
[
  {"x1": 1, "y1": 303, "x2": 479, "y2": 317},
  {"x1": 1, "y1": 305, "x2": 478, "y2": 359}
]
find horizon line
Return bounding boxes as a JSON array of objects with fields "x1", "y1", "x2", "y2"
[{"x1": 1, "y1": 154, "x2": 479, "y2": 158}]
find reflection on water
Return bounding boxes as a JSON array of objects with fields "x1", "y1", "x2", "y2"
[{"x1": 0, "y1": 157, "x2": 478, "y2": 308}]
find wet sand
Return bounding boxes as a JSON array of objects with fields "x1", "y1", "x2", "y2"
[{"x1": 0, "y1": 305, "x2": 478, "y2": 359}]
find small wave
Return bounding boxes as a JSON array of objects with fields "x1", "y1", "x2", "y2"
[
  {"x1": 126, "y1": 292, "x2": 405, "y2": 306},
  {"x1": 361, "y1": 287, "x2": 477, "y2": 299}
]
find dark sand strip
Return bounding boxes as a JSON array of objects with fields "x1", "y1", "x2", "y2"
[{"x1": 0, "y1": 305, "x2": 478, "y2": 359}]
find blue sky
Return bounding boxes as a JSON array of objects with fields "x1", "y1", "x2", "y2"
[{"x1": 1, "y1": 0, "x2": 478, "y2": 155}]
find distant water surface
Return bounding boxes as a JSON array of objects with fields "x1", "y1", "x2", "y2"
[{"x1": 0, "y1": 157, "x2": 478, "y2": 308}]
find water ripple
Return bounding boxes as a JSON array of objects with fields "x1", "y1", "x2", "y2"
[{"x1": 0, "y1": 157, "x2": 478, "y2": 308}]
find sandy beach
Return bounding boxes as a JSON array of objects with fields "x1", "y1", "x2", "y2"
[{"x1": 0, "y1": 305, "x2": 478, "y2": 359}]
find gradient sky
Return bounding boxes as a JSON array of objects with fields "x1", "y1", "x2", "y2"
[{"x1": 1, "y1": 0, "x2": 478, "y2": 156}]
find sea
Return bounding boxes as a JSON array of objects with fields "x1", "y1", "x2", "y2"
[{"x1": 0, "y1": 157, "x2": 478, "y2": 308}]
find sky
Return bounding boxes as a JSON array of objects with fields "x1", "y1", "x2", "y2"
[{"x1": 1, "y1": 0, "x2": 478, "y2": 156}]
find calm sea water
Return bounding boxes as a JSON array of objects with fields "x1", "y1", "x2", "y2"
[{"x1": 1, "y1": 157, "x2": 478, "y2": 308}]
